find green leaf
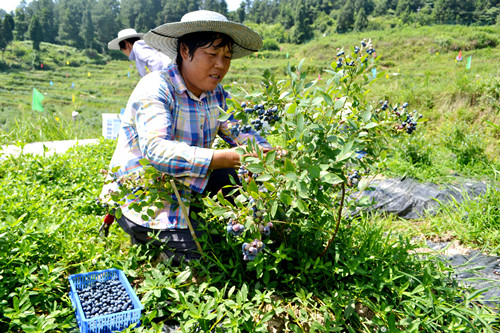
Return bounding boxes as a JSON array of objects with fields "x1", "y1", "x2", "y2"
[
  {"x1": 279, "y1": 91, "x2": 292, "y2": 100},
  {"x1": 284, "y1": 172, "x2": 297, "y2": 181},
  {"x1": 270, "y1": 200, "x2": 278, "y2": 218},
  {"x1": 165, "y1": 287, "x2": 179, "y2": 300},
  {"x1": 174, "y1": 269, "x2": 191, "y2": 285},
  {"x1": 297, "y1": 181, "x2": 309, "y2": 198},
  {"x1": 322, "y1": 92, "x2": 333, "y2": 106},
  {"x1": 286, "y1": 102, "x2": 297, "y2": 114},
  {"x1": 256, "y1": 174, "x2": 272, "y2": 182},
  {"x1": 334, "y1": 96, "x2": 347, "y2": 110},
  {"x1": 361, "y1": 109, "x2": 371, "y2": 122},
  {"x1": 235, "y1": 147, "x2": 246, "y2": 155},
  {"x1": 212, "y1": 207, "x2": 228, "y2": 216},
  {"x1": 363, "y1": 122, "x2": 378, "y2": 129},
  {"x1": 298, "y1": 58, "x2": 305, "y2": 72},
  {"x1": 247, "y1": 163, "x2": 265, "y2": 174},
  {"x1": 295, "y1": 198, "x2": 308, "y2": 213},
  {"x1": 217, "y1": 109, "x2": 231, "y2": 121},
  {"x1": 280, "y1": 192, "x2": 292, "y2": 205},
  {"x1": 284, "y1": 157, "x2": 295, "y2": 173},
  {"x1": 263, "y1": 182, "x2": 275, "y2": 192},
  {"x1": 265, "y1": 150, "x2": 276, "y2": 163},
  {"x1": 344, "y1": 299, "x2": 355, "y2": 319},
  {"x1": 139, "y1": 158, "x2": 150, "y2": 166},
  {"x1": 320, "y1": 172, "x2": 343, "y2": 185},
  {"x1": 309, "y1": 165, "x2": 321, "y2": 179},
  {"x1": 297, "y1": 113, "x2": 304, "y2": 132}
]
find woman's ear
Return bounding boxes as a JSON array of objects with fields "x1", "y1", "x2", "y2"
[{"x1": 180, "y1": 43, "x2": 190, "y2": 62}]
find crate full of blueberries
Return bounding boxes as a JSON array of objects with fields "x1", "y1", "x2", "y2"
[{"x1": 68, "y1": 268, "x2": 143, "y2": 333}]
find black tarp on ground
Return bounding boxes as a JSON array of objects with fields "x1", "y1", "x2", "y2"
[
  {"x1": 353, "y1": 177, "x2": 490, "y2": 219},
  {"x1": 352, "y1": 177, "x2": 499, "y2": 309},
  {"x1": 424, "y1": 240, "x2": 500, "y2": 309}
]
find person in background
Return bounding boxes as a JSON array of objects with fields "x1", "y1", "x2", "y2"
[
  {"x1": 101, "y1": 11, "x2": 272, "y2": 262},
  {"x1": 108, "y1": 28, "x2": 171, "y2": 77}
]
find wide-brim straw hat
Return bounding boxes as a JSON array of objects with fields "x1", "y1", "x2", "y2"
[
  {"x1": 108, "y1": 28, "x2": 145, "y2": 50},
  {"x1": 144, "y1": 10, "x2": 262, "y2": 60}
]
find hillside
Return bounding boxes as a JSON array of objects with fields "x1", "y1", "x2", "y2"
[{"x1": 0, "y1": 25, "x2": 499, "y2": 161}]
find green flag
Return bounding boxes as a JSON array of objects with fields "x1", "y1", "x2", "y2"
[
  {"x1": 466, "y1": 56, "x2": 472, "y2": 70},
  {"x1": 32, "y1": 88, "x2": 45, "y2": 112}
]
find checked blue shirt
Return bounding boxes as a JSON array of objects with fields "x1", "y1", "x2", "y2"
[{"x1": 101, "y1": 63, "x2": 271, "y2": 230}]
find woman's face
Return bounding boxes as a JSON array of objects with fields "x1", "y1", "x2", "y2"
[{"x1": 180, "y1": 39, "x2": 232, "y2": 97}]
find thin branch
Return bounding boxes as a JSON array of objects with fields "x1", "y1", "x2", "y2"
[{"x1": 320, "y1": 182, "x2": 346, "y2": 257}]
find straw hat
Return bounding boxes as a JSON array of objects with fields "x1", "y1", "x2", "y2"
[
  {"x1": 108, "y1": 28, "x2": 145, "y2": 50},
  {"x1": 144, "y1": 10, "x2": 262, "y2": 59}
]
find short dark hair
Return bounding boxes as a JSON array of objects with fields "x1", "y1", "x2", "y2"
[
  {"x1": 175, "y1": 32, "x2": 234, "y2": 67},
  {"x1": 119, "y1": 37, "x2": 141, "y2": 50}
]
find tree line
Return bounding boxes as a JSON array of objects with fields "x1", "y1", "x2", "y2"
[{"x1": 0, "y1": 0, "x2": 499, "y2": 53}]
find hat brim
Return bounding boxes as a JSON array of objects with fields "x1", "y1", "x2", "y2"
[
  {"x1": 144, "y1": 21, "x2": 262, "y2": 60},
  {"x1": 108, "y1": 33, "x2": 145, "y2": 50}
]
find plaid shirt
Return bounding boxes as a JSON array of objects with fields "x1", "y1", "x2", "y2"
[{"x1": 101, "y1": 63, "x2": 271, "y2": 229}]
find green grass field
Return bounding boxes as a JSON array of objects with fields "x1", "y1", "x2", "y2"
[{"x1": 1, "y1": 25, "x2": 499, "y2": 157}]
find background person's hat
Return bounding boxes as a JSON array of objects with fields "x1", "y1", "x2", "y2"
[
  {"x1": 144, "y1": 10, "x2": 262, "y2": 60},
  {"x1": 108, "y1": 28, "x2": 145, "y2": 50}
]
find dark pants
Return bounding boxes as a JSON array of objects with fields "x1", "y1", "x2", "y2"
[{"x1": 116, "y1": 168, "x2": 239, "y2": 262}]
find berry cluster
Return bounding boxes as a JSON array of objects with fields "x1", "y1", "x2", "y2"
[
  {"x1": 226, "y1": 219, "x2": 245, "y2": 237},
  {"x1": 335, "y1": 39, "x2": 374, "y2": 69},
  {"x1": 259, "y1": 222, "x2": 274, "y2": 236},
  {"x1": 387, "y1": 102, "x2": 422, "y2": 134},
  {"x1": 347, "y1": 169, "x2": 361, "y2": 187},
  {"x1": 239, "y1": 102, "x2": 281, "y2": 133},
  {"x1": 77, "y1": 279, "x2": 134, "y2": 319},
  {"x1": 242, "y1": 239, "x2": 265, "y2": 261}
]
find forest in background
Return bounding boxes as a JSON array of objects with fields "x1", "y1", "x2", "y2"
[{"x1": 1, "y1": 0, "x2": 500, "y2": 57}]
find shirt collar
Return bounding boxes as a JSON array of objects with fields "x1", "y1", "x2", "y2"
[
  {"x1": 128, "y1": 46, "x2": 136, "y2": 62},
  {"x1": 167, "y1": 63, "x2": 208, "y2": 101}
]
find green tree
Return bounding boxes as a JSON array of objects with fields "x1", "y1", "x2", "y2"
[
  {"x1": 157, "y1": 0, "x2": 200, "y2": 26},
  {"x1": 1, "y1": 14, "x2": 15, "y2": 46},
  {"x1": 93, "y1": 0, "x2": 121, "y2": 53},
  {"x1": 236, "y1": 1, "x2": 246, "y2": 22},
  {"x1": 58, "y1": 0, "x2": 84, "y2": 48},
  {"x1": 291, "y1": 2, "x2": 313, "y2": 43},
  {"x1": 0, "y1": 22, "x2": 6, "y2": 60},
  {"x1": 39, "y1": 0, "x2": 57, "y2": 43},
  {"x1": 81, "y1": 4, "x2": 95, "y2": 50},
  {"x1": 202, "y1": 0, "x2": 228, "y2": 15},
  {"x1": 13, "y1": 1, "x2": 29, "y2": 41},
  {"x1": 354, "y1": 0, "x2": 375, "y2": 16},
  {"x1": 28, "y1": 14, "x2": 43, "y2": 50},
  {"x1": 353, "y1": 7, "x2": 368, "y2": 31},
  {"x1": 337, "y1": 0, "x2": 355, "y2": 33},
  {"x1": 121, "y1": 0, "x2": 163, "y2": 32}
]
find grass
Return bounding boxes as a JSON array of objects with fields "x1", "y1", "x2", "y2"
[
  {"x1": 0, "y1": 24, "x2": 500, "y2": 332},
  {"x1": 1, "y1": 143, "x2": 498, "y2": 331}
]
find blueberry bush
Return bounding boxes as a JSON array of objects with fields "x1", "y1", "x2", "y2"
[{"x1": 202, "y1": 40, "x2": 425, "y2": 263}]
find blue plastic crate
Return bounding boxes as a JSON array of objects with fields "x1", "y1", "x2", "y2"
[{"x1": 69, "y1": 268, "x2": 143, "y2": 333}]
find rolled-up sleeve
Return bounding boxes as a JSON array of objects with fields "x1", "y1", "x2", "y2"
[
  {"x1": 136, "y1": 100, "x2": 213, "y2": 178},
  {"x1": 130, "y1": 75, "x2": 212, "y2": 192}
]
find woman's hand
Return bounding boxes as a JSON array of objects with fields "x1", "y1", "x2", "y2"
[
  {"x1": 209, "y1": 147, "x2": 243, "y2": 170},
  {"x1": 208, "y1": 146, "x2": 285, "y2": 170}
]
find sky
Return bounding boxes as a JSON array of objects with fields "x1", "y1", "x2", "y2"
[{"x1": 1, "y1": 0, "x2": 244, "y2": 13}]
